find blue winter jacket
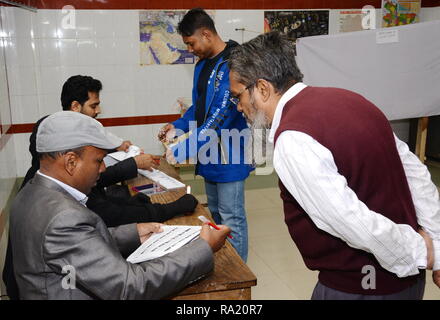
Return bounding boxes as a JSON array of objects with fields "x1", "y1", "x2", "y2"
[{"x1": 171, "y1": 41, "x2": 253, "y2": 183}]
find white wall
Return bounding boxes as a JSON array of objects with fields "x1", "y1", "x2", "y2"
[
  {"x1": 0, "y1": 6, "x2": 18, "y2": 298},
  {"x1": 2, "y1": 6, "x2": 439, "y2": 176}
]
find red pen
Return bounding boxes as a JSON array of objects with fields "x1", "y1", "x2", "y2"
[{"x1": 198, "y1": 215, "x2": 233, "y2": 239}]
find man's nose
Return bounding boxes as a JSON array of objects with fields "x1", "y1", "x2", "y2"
[
  {"x1": 99, "y1": 162, "x2": 106, "y2": 173},
  {"x1": 96, "y1": 105, "x2": 101, "y2": 115},
  {"x1": 236, "y1": 102, "x2": 243, "y2": 113}
]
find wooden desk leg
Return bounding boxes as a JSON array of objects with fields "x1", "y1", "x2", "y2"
[{"x1": 415, "y1": 117, "x2": 429, "y2": 164}]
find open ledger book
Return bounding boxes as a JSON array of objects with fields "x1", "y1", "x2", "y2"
[{"x1": 127, "y1": 225, "x2": 202, "y2": 263}]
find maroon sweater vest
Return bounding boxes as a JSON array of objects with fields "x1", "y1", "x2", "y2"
[{"x1": 274, "y1": 86, "x2": 424, "y2": 295}]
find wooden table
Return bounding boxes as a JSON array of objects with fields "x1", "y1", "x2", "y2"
[{"x1": 126, "y1": 159, "x2": 257, "y2": 300}]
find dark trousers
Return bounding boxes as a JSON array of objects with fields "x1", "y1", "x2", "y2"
[{"x1": 311, "y1": 275, "x2": 426, "y2": 300}]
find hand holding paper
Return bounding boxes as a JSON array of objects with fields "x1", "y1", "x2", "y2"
[
  {"x1": 158, "y1": 123, "x2": 176, "y2": 143},
  {"x1": 137, "y1": 222, "x2": 164, "y2": 243},
  {"x1": 117, "y1": 140, "x2": 133, "y2": 152},
  {"x1": 134, "y1": 154, "x2": 161, "y2": 171}
]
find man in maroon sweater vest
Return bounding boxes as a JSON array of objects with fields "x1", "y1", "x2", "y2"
[{"x1": 228, "y1": 32, "x2": 440, "y2": 299}]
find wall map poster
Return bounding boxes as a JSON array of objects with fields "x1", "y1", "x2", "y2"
[
  {"x1": 382, "y1": 0, "x2": 421, "y2": 27},
  {"x1": 139, "y1": 11, "x2": 215, "y2": 65}
]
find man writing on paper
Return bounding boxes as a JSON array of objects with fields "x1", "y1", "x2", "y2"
[
  {"x1": 2, "y1": 75, "x2": 199, "y2": 300},
  {"x1": 228, "y1": 32, "x2": 440, "y2": 299},
  {"x1": 158, "y1": 8, "x2": 252, "y2": 262},
  {"x1": 9, "y1": 111, "x2": 230, "y2": 300}
]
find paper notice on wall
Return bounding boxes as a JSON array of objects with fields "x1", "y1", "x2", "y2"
[
  {"x1": 338, "y1": 10, "x2": 364, "y2": 33},
  {"x1": 376, "y1": 29, "x2": 399, "y2": 44}
]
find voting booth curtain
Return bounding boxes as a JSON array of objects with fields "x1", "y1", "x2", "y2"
[{"x1": 296, "y1": 20, "x2": 440, "y2": 121}]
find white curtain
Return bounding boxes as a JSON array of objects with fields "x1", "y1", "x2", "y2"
[{"x1": 296, "y1": 20, "x2": 440, "y2": 120}]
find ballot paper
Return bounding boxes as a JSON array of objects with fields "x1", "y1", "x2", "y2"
[
  {"x1": 106, "y1": 145, "x2": 184, "y2": 190},
  {"x1": 107, "y1": 145, "x2": 141, "y2": 161},
  {"x1": 164, "y1": 130, "x2": 193, "y2": 149},
  {"x1": 137, "y1": 168, "x2": 185, "y2": 190},
  {"x1": 127, "y1": 225, "x2": 202, "y2": 263}
]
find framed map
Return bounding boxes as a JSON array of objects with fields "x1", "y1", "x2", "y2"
[
  {"x1": 139, "y1": 11, "x2": 195, "y2": 66},
  {"x1": 382, "y1": 0, "x2": 421, "y2": 27}
]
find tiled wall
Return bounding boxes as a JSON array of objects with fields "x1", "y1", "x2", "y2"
[
  {"x1": 3, "y1": 7, "x2": 268, "y2": 176},
  {"x1": 2, "y1": 7, "x2": 189, "y2": 175},
  {"x1": 0, "y1": 4, "x2": 18, "y2": 298},
  {"x1": 2, "y1": 5, "x2": 440, "y2": 177}
]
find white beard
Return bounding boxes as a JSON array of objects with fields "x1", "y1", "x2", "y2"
[{"x1": 245, "y1": 99, "x2": 273, "y2": 167}]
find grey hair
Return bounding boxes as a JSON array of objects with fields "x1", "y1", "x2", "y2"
[
  {"x1": 39, "y1": 146, "x2": 85, "y2": 160},
  {"x1": 228, "y1": 31, "x2": 303, "y2": 94}
]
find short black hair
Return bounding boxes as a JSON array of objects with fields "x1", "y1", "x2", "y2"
[
  {"x1": 177, "y1": 8, "x2": 217, "y2": 37},
  {"x1": 60, "y1": 75, "x2": 102, "y2": 111}
]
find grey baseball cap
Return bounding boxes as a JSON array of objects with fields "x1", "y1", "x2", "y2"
[{"x1": 36, "y1": 111, "x2": 122, "y2": 152}]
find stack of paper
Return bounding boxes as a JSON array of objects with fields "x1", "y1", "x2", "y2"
[
  {"x1": 127, "y1": 225, "x2": 201, "y2": 263},
  {"x1": 137, "y1": 168, "x2": 185, "y2": 190},
  {"x1": 106, "y1": 145, "x2": 184, "y2": 190},
  {"x1": 107, "y1": 145, "x2": 141, "y2": 161}
]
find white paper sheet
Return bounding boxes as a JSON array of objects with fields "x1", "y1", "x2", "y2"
[
  {"x1": 127, "y1": 225, "x2": 201, "y2": 263},
  {"x1": 107, "y1": 145, "x2": 141, "y2": 161},
  {"x1": 137, "y1": 168, "x2": 185, "y2": 190}
]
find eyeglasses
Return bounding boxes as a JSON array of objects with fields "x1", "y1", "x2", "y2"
[{"x1": 229, "y1": 83, "x2": 254, "y2": 105}]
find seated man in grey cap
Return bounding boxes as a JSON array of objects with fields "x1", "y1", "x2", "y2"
[
  {"x1": 3, "y1": 75, "x2": 199, "y2": 300},
  {"x1": 20, "y1": 75, "x2": 199, "y2": 228},
  {"x1": 9, "y1": 111, "x2": 231, "y2": 300}
]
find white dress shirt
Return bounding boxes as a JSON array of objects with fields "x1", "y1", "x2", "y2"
[
  {"x1": 37, "y1": 171, "x2": 89, "y2": 207},
  {"x1": 269, "y1": 83, "x2": 440, "y2": 277}
]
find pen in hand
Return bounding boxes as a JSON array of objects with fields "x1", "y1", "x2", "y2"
[{"x1": 198, "y1": 215, "x2": 233, "y2": 239}]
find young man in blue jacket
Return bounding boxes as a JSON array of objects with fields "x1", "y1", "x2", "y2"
[{"x1": 158, "y1": 8, "x2": 252, "y2": 262}]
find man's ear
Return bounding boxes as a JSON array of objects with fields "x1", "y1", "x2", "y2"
[
  {"x1": 70, "y1": 101, "x2": 81, "y2": 113},
  {"x1": 64, "y1": 152, "x2": 79, "y2": 176},
  {"x1": 201, "y1": 28, "x2": 212, "y2": 41},
  {"x1": 255, "y1": 79, "x2": 272, "y2": 103}
]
